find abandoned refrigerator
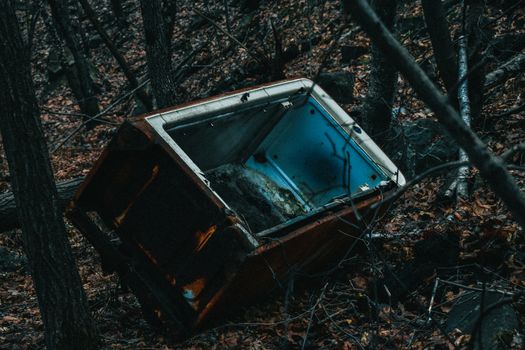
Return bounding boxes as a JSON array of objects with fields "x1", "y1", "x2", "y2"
[{"x1": 67, "y1": 78, "x2": 406, "y2": 337}]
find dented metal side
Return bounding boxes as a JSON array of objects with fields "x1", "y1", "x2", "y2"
[
  {"x1": 192, "y1": 193, "x2": 386, "y2": 328},
  {"x1": 68, "y1": 78, "x2": 403, "y2": 338}
]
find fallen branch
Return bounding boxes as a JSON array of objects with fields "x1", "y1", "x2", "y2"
[
  {"x1": 495, "y1": 101, "x2": 525, "y2": 117},
  {"x1": 344, "y1": 0, "x2": 525, "y2": 229},
  {"x1": 0, "y1": 177, "x2": 83, "y2": 233},
  {"x1": 485, "y1": 50, "x2": 525, "y2": 89}
]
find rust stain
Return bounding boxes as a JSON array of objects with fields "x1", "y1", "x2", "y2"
[
  {"x1": 137, "y1": 241, "x2": 177, "y2": 286},
  {"x1": 195, "y1": 282, "x2": 229, "y2": 326},
  {"x1": 182, "y1": 277, "x2": 207, "y2": 310},
  {"x1": 166, "y1": 274, "x2": 177, "y2": 287},
  {"x1": 137, "y1": 243, "x2": 159, "y2": 266},
  {"x1": 114, "y1": 164, "x2": 160, "y2": 226},
  {"x1": 253, "y1": 194, "x2": 383, "y2": 255},
  {"x1": 194, "y1": 225, "x2": 217, "y2": 252},
  {"x1": 183, "y1": 277, "x2": 206, "y2": 296}
]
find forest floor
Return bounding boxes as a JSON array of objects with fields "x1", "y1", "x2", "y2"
[{"x1": 1, "y1": 0, "x2": 525, "y2": 349}]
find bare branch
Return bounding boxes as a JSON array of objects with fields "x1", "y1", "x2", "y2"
[
  {"x1": 343, "y1": 0, "x2": 525, "y2": 229},
  {"x1": 485, "y1": 50, "x2": 525, "y2": 89}
]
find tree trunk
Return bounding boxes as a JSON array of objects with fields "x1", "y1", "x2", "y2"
[
  {"x1": 73, "y1": 2, "x2": 92, "y2": 59},
  {"x1": 344, "y1": 0, "x2": 525, "y2": 230},
  {"x1": 140, "y1": 0, "x2": 178, "y2": 108},
  {"x1": 421, "y1": 0, "x2": 458, "y2": 98},
  {"x1": 465, "y1": 0, "x2": 487, "y2": 123},
  {"x1": 361, "y1": 0, "x2": 398, "y2": 146},
  {"x1": 0, "y1": 4, "x2": 98, "y2": 350},
  {"x1": 48, "y1": 0, "x2": 100, "y2": 123},
  {"x1": 110, "y1": 0, "x2": 124, "y2": 22},
  {"x1": 42, "y1": 8, "x2": 90, "y2": 110},
  {"x1": 78, "y1": 0, "x2": 152, "y2": 111},
  {"x1": 162, "y1": 0, "x2": 177, "y2": 55}
]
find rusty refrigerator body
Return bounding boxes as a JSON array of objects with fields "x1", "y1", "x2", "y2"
[{"x1": 68, "y1": 78, "x2": 405, "y2": 337}]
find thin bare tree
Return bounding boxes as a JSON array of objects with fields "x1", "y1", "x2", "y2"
[
  {"x1": 343, "y1": 0, "x2": 525, "y2": 229},
  {"x1": 0, "y1": 3, "x2": 98, "y2": 349}
]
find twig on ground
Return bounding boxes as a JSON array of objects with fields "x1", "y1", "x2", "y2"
[
  {"x1": 301, "y1": 282, "x2": 328, "y2": 350},
  {"x1": 438, "y1": 279, "x2": 515, "y2": 296},
  {"x1": 427, "y1": 277, "x2": 440, "y2": 324},
  {"x1": 494, "y1": 102, "x2": 525, "y2": 117}
]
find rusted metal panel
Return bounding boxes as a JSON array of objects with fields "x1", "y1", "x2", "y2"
[{"x1": 67, "y1": 78, "x2": 405, "y2": 338}]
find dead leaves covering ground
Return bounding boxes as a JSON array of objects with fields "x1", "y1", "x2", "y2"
[{"x1": 1, "y1": 0, "x2": 525, "y2": 349}]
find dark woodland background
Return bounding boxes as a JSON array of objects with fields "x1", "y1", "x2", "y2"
[{"x1": 1, "y1": 0, "x2": 525, "y2": 349}]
